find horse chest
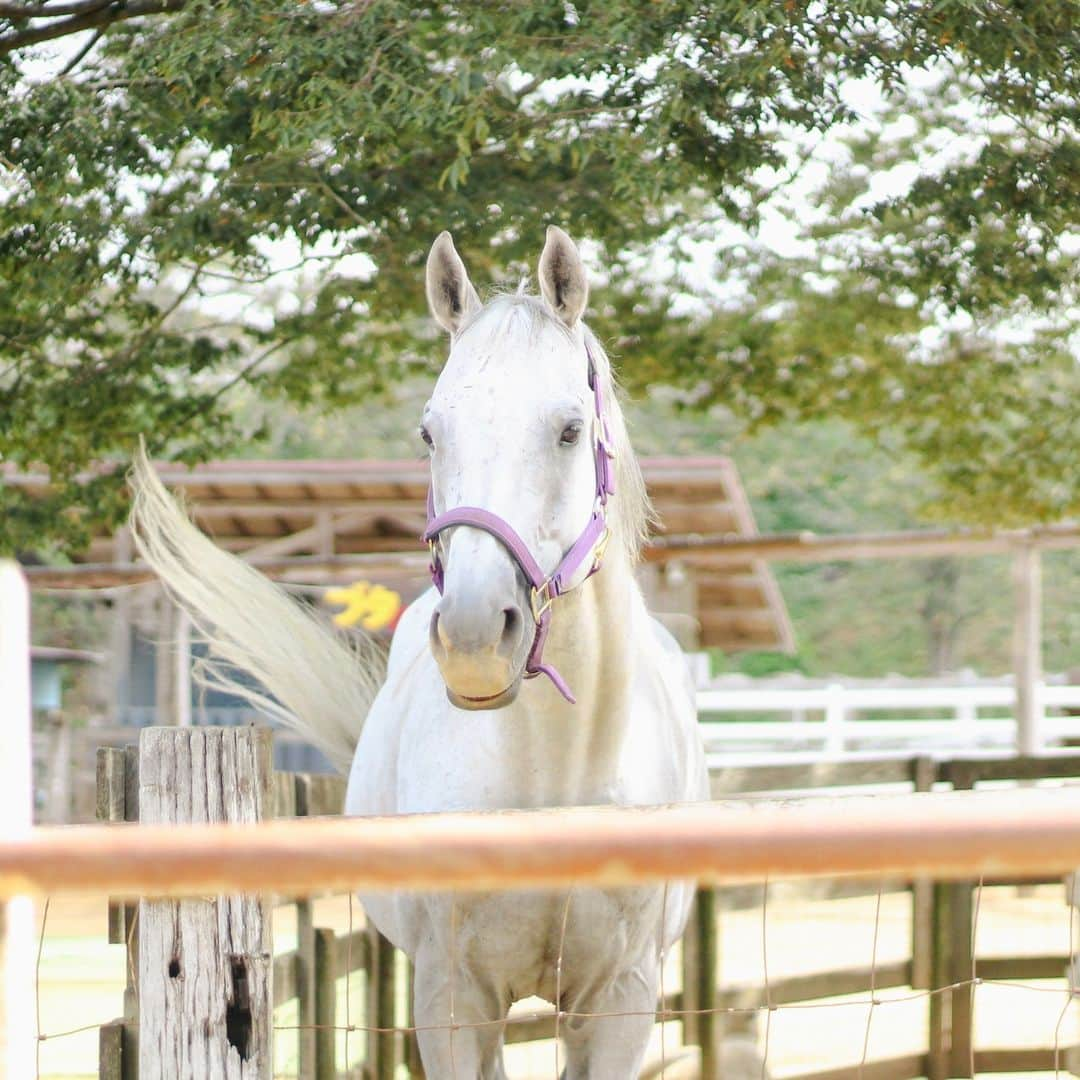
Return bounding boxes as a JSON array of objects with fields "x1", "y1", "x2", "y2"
[{"x1": 413, "y1": 886, "x2": 666, "y2": 1002}]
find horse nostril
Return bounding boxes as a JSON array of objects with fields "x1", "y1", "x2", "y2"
[
  {"x1": 500, "y1": 606, "x2": 523, "y2": 654},
  {"x1": 430, "y1": 610, "x2": 449, "y2": 657}
]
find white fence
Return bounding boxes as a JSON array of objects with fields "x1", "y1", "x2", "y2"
[
  {"x1": 697, "y1": 680, "x2": 1080, "y2": 761},
  {"x1": 128, "y1": 681, "x2": 1080, "y2": 766}
]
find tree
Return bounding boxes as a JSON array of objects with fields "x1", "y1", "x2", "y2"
[{"x1": 1, "y1": 1, "x2": 1076, "y2": 553}]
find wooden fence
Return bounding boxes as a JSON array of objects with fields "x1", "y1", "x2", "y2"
[{"x1": 88, "y1": 728, "x2": 1080, "y2": 1080}]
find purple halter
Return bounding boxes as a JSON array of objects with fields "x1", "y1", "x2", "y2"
[{"x1": 423, "y1": 342, "x2": 615, "y2": 704}]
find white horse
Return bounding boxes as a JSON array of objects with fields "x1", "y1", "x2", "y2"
[{"x1": 131, "y1": 226, "x2": 709, "y2": 1079}]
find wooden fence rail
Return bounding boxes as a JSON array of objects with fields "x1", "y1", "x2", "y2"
[{"x1": 9, "y1": 787, "x2": 1080, "y2": 899}]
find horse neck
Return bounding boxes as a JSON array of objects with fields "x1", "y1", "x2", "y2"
[{"x1": 504, "y1": 544, "x2": 642, "y2": 806}]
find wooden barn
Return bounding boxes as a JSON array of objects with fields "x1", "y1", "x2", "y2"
[{"x1": 16, "y1": 457, "x2": 792, "y2": 754}]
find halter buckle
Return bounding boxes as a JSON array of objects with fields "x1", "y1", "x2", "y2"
[
  {"x1": 530, "y1": 580, "x2": 555, "y2": 623},
  {"x1": 591, "y1": 527, "x2": 611, "y2": 574}
]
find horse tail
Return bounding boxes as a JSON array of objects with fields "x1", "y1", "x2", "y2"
[{"x1": 128, "y1": 445, "x2": 384, "y2": 773}]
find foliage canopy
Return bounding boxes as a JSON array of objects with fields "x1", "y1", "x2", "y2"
[{"x1": 1, "y1": 1, "x2": 1077, "y2": 552}]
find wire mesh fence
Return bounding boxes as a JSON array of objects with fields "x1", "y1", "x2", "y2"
[
  {"x1": 31, "y1": 873, "x2": 1080, "y2": 1078},
  {"x1": 24, "y1": 740, "x2": 1080, "y2": 1079}
]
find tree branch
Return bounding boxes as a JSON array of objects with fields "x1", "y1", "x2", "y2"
[
  {"x1": 55, "y1": 22, "x2": 102, "y2": 76},
  {"x1": 0, "y1": 0, "x2": 185, "y2": 55}
]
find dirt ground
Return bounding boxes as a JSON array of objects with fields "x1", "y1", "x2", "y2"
[{"x1": 32, "y1": 885, "x2": 1079, "y2": 1079}]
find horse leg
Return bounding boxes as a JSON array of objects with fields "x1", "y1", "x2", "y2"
[
  {"x1": 560, "y1": 962, "x2": 659, "y2": 1080},
  {"x1": 412, "y1": 949, "x2": 509, "y2": 1079}
]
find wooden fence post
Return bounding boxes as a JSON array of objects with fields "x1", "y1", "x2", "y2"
[
  {"x1": 948, "y1": 877, "x2": 975, "y2": 1078},
  {"x1": 122, "y1": 743, "x2": 140, "y2": 1077},
  {"x1": 368, "y1": 929, "x2": 397, "y2": 1080},
  {"x1": 313, "y1": 927, "x2": 337, "y2": 1079},
  {"x1": 947, "y1": 765, "x2": 976, "y2": 1079},
  {"x1": 695, "y1": 887, "x2": 720, "y2": 1080},
  {"x1": 138, "y1": 726, "x2": 273, "y2": 1079},
  {"x1": 99, "y1": 1021, "x2": 126, "y2": 1080},
  {"x1": 680, "y1": 890, "x2": 702, "y2": 1049},
  {"x1": 293, "y1": 776, "x2": 318, "y2": 1079},
  {"x1": 927, "y1": 882, "x2": 951, "y2": 1080},
  {"x1": 404, "y1": 958, "x2": 425, "y2": 1078},
  {"x1": 910, "y1": 756, "x2": 937, "y2": 990},
  {"x1": 97, "y1": 745, "x2": 138, "y2": 1080}
]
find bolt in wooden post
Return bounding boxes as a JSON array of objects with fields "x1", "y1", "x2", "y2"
[{"x1": 138, "y1": 726, "x2": 273, "y2": 1079}]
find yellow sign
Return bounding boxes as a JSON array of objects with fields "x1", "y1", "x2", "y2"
[{"x1": 325, "y1": 581, "x2": 403, "y2": 631}]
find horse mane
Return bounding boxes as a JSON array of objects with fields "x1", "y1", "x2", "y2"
[{"x1": 458, "y1": 293, "x2": 654, "y2": 565}]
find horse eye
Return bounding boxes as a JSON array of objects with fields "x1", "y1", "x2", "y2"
[
  {"x1": 559, "y1": 422, "x2": 583, "y2": 447},
  {"x1": 419, "y1": 425, "x2": 434, "y2": 450}
]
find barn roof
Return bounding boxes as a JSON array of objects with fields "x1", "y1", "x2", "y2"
[{"x1": 14, "y1": 457, "x2": 793, "y2": 653}]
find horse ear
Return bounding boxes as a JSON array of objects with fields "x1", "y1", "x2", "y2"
[
  {"x1": 426, "y1": 231, "x2": 481, "y2": 335},
  {"x1": 538, "y1": 225, "x2": 589, "y2": 328}
]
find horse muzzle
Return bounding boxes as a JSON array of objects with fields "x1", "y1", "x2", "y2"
[{"x1": 429, "y1": 594, "x2": 529, "y2": 710}]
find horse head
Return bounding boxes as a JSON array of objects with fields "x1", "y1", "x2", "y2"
[{"x1": 422, "y1": 227, "x2": 618, "y2": 710}]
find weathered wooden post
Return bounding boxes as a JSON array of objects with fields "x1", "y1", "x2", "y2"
[
  {"x1": 97, "y1": 744, "x2": 139, "y2": 1080},
  {"x1": 404, "y1": 959, "x2": 425, "y2": 1078},
  {"x1": 0, "y1": 561, "x2": 35, "y2": 1080},
  {"x1": 927, "y1": 881, "x2": 952, "y2": 1080},
  {"x1": 947, "y1": 764, "x2": 977, "y2": 1079},
  {"x1": 679, "y1": 893, "x2": 702, "y2": 1049},
  {"x1": 290, "y1": 775, "x2": 317, "y2": 1079},
  {"x1": 368, "y1": 928, "x2": 398, "y2": 1080},
  {"x1": 313, "y1": 927, "x2": 337, "y2": 1078},
  {"x1": 138, "y1": 726, "x2": 273, "y2": 1079}
]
